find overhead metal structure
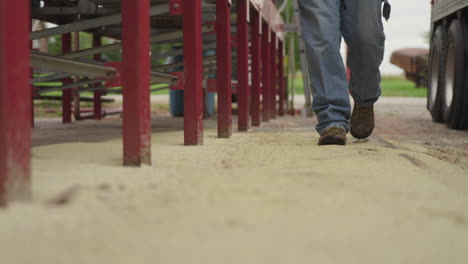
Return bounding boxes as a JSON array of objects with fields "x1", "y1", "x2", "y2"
[{"x1": 0, "y1": 0, "x2": 287, "y2": 205}]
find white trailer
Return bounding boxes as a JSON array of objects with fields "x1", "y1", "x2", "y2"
[{"x1": 427, "y1": 0, "x2": 468, "y2": 129}]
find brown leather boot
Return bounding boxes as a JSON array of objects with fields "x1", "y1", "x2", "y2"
[
  {"x1": 350, "y1": 104, "x2": 375, "y2": 139},
  {"x1": 318, "y1": 127, "x2": 347, "y2": 145}
]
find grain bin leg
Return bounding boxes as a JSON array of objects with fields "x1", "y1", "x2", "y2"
[
  {"x1": 93, "y1": 35, "x2": 103, "y2": 120},
  {"x1": 30, "y1": 20, "x2": 34, "y2": 128},
  {"x1": 270, "y1": 32, "x2": 277, "y2": 119},
  {"x1": 122, "y1": 0, "x2": 151, "y2": 165},
  {"x1": 183, "y1": 0, "x2": 204, "y2": 145},
  {"x1": 278, "y1": 39, "x2": 285, "y2": 116},
  {"x1": 261, "y1": 22, "x2": 271, "y2": 122},
  {"x1": 61, "y1": 33, "x2": 73, "y2": 124},
  {"x1": 237, "y1": 0, "x2": 249, "y2": 131},
  {"x1": 250, "y1": 9, "x2": 261, "y2": 127},
  {"x1": 217, "y1": 0, "x2": 232, "y2": 138},
  {"x1": 72, "y1": 32, "x2": 81, "y2": 120},
  {"x1": 0, "y1": 0, "x2": 31, "y2": 205}
]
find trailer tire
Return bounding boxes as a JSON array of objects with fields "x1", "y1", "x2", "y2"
[
  {"x1": 442, "y1": 20, "x2": 465, "y2": 129},
  {"x1": 460, "y1": 68, "x2": 468, "y2": 129},
  {"x1": 458, "y1": 21, "x2": 468, "y2": 129},
  {"x1": 427, "y1": 25, "x2": 446, "y2": 123}
]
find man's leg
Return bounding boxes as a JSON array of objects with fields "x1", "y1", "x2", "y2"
[
  {"x1": 298, "y1": 0, "x2": 350, "y2": 135},
  {"x1": 341, "y1": 0, "x2": 385, "y2": 106},
  {"x1": 341, "y1": 0, "x2": 385, "y2": 139}
]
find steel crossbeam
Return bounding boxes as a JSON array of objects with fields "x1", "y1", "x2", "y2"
[
  {"x1": 31, "y1": 52, "x2": 118, "y2": 80},
  {"x1": 62, "y1": 24, "x2": 213, "y2": 60},
  {"x1": 32, "y1": 7, "x2": 119, "y2": 16},
  {"x1": 31, "y1": 4, "x2": 170, "y2": 40},
  {"x1": 249, "y1": 0, "x2": 284, "y2": 40},
  {"x1": 36, "y1": 79, "x2": 102, "y2": 94},
  {"x1": 31, "y1": 72, "x2": 72, "y2": 84}
]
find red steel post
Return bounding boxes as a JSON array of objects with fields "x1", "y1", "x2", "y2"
[
  {"x1": 93, "y1": 35, "x2": 103, "y2": 120},
  {"x1": 61, "y1": 33, "x2": 73, "y2": 123},
  {"x1": 270, "y1": 32, "x2": 277, "y2": 119},
  {"x1": 73, "y1": 32, "x2": 81, "y2": 120},
  {"x1": 278, "y1": 39, "x2": 285, "y2": 116},
  {"x1": 30, "y1": 20, "x2": 34, "y2": 128},
  {"x1": 183, "y1": 0, "x2": 204, "y2": 144},
  {"x1": 250, "y1": 10, "x2": 261, "y2": 127},
  {"x1": 216, "y1": 0, "x2": 232, "y2": 138},
  {"x1": 122, "y1": 0, "x2": 152, "y2": 165},
  {"x1": 0, "y1": 0, "x2": 31, "y2": 205},
  {"x1": 237, "y1": 0, "x2": 249, "y2": 131},
  {"x1": 261, "y1": 22, "x2": 271, "y2": 122}
]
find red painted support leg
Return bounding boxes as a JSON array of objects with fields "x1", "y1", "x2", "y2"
[
  {"x1": 278, "y1": 40, "x2": 285, "y2": 116},
  {"x1": 261, "y1": 22, "x2": 271, "y2": 122},
  {"x1": 30, "y1": 21, "x2": 34, "y2": 128},
  {"x1": 250, "y1": 10, "x2": 261, "y2": 127},
  {"x1": 93, "y1": 35, "x2": 103, "y2": 120},
  {"x1": 73, "y1": 32, "x2": 81, "y2": 120},
  {"x1": 61, "y1": 33, "x2": 73, "y2": 123},
  {"x1": 0, "y1": 0, "x2": 31, "y2": 205},
  {"x1": 270, "y1": 32, "x2": 277, "y2": 119},
  {"x1": 216, "y1": 0, "x2": 232, "y2": 138},
  {"x1": 122, "y1": 0, "x2": 151, "y2": 165},
  {"x1": 183, "y1": 0, "x2": 204, "y2": 144},
  {"x1": 237, "y1": 0, "x2": 249, "y2": 131}
]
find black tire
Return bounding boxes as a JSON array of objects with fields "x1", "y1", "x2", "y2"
[
  {"x1": 441, "y1": 20, "x2": 466, "y2": 129},
  {"x1": 427, "y1": 26, "x2": 446, "y2": 122},
  {"x1": 458, "y1": 21, "x2": 468, "y2": 129},
  {"x1": 459, "y1": 67, "x2": 468, "y2": 129}
]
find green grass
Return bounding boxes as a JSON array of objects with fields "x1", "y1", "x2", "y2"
[
  {"x1": 380, "y1": 76, "x2": 427, "y2": 97},
  {"x1": 34, "y1": 75, "x2": 426, "y2": 98},
  {"x1": 289, "y1": 75, "x2": 427, "y2": 98}
]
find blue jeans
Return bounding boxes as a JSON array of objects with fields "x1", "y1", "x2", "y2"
[{"x1": 298, "y1": 0, "x2": 386, "y2": 134}]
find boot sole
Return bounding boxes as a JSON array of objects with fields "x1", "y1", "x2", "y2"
[
  {"x1": 318, "y1": 135, "x2": 347, "y2": 146},
  {"x1": 350, "y1": 128, "x2": 374, "y2": 140}
]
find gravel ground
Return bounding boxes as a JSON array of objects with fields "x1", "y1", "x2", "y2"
[{"x1": 1, "y1": 96, "x2": 467, "y2": 264}]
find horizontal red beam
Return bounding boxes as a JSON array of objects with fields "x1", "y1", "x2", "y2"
[{"x1": 249, "y1": 0, "x2": 285, "y2": 39}]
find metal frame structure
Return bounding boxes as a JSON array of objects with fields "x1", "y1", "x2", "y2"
[{"x1": 0, "y1": 0, "x2": 286, "y2": 205}]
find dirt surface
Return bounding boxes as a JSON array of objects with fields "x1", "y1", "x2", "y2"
[
  {"x1": 1, "y1": 97, "x2": 467, "y2": 264},
  {"x1": 374, "y1": 97, "x2": 468, "y2": 169}
]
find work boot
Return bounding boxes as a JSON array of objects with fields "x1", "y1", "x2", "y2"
[
  {"x1": 350, "y1": 104, "x2": 375, "y2": 139},
  {"x1": 318, "y1": 127, "x2": 347, "y2": 145}
]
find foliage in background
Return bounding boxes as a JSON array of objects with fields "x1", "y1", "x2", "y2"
[{"x1": 280, "y1": 1, "x2": 302, "y2": 70}]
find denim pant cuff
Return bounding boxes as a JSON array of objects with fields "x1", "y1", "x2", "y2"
[{"x1": 352, "y1": 95, "x2": 380, "y2": 107}]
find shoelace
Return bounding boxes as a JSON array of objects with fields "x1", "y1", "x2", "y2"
[{"x1": 323, "y1": 127, "x2": 345, "y2": 136}]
